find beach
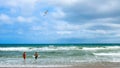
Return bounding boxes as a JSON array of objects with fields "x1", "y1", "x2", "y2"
[
  {"x1": 1, "y1": 0, "x2": 120, "y2": 67},
  {"x1": 0, "y1": 62, "x2": 120, "y2": 68}
]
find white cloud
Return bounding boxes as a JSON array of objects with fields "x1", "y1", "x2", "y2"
[
  {"x1": 53, "y1": 0, "x2": 79, "y2": 6},
  {"x1": 0, "y1": 0, "x2": 38, "y2": 7},
  {"x1": 54, "y1": 21, "x2": 81, "y2": 31},
  {"x1": 0, "y1": 14, "x2": 11, "y2": 23},
  {"x1": 51, "y1": 8, "x2": 66, "y2": 19},
  {"x1": 0, "y1": 0, "x2": 39, "y2": 16},
  {"x1": 50, "y1": 0, "x2": 120, "y2": 22},
  {"x1": 56, "y1": 31, "x2": 72, "y2": 35},
  {"x1": 31, "y1": 26, "x2": 45, "y2": 31},
  {"x1": 17, "y1": 16, "x2": 36, "y2": 23},
  {"x1": 105, "y1": 23, "x2": 120, "y2": 28},
  {"x1": 17, "y1": 16, "x2": 26, "y2": 22},
  {"x1": 0, "y1": 14, "x2": 10, "y2": 21},
  {"x1": 114, "y1": 34, "x2": 120, "y2": 37},
  {"x1": 0, "y1": 14, "x2": 37, "y2": 24},
  {"x1": 52, "y1": 19, "x2": 120, "y2": 38},
  {"x1": 97, "y1": 0, "x2": 120, "y2": 13},
  {"x1": 92, "y1": 17, "x2": 120, "y2": 23}
]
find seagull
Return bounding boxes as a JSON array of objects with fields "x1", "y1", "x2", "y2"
[{"x1": 43, "y1": 10, "x2": 48, "y2": 16}]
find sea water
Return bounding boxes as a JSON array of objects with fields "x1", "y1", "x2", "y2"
[{"x1": 0, "y1": 44, "x2": 120, "y2": 66}]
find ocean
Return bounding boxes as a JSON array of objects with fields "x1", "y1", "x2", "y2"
[{"x1": 0, "y1": 44, "x2": 120, "y2": 66}]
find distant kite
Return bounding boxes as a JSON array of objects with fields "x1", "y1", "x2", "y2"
[{"x1": 43, "y1": 10, "x2": 48, "y2": 16}]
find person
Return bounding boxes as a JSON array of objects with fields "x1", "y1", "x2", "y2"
[
  {"x1": 23, "y1": 52, "x2": 26, "y2": 61},
  {"x1": 34, "y1": 52, "x2": 38, "y2": 60}
]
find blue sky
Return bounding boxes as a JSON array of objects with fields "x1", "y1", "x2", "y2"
[{"x1": 0, "y1": 0, "x2": 120, "y2": 44}]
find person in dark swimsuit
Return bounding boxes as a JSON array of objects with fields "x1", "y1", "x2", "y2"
[{"x1": 34, "y1": 52, "x2": 38, "y2": 60}]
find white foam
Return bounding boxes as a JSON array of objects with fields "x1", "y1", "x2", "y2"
[
  {"x1": 82, "y1": 47, "x2": 105, "y2": 50},
  {"x1": 0, "y1": 46, "x2": 79, "y2": 51},
  {"x1": 94, "y1": 53, "x2": 120, "y2": 56},
  {"x1": 106, "y1": 46, "x2": 120, "y2": 49},
  {"x1": 0, "y1": 47, "x2": 29, "y2": 51},
  {"x1": 0, "y1": 46, "x2": 120, "y2": 51},
  {"x1": 82, "y1": 46, "x2": 120, "y2": 51}
]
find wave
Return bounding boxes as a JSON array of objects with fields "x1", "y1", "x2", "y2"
[
  {"x1": 0, "y1": 46, "x2": 120, "y2": 51},
  {"x1": 93, "y1": 52, "x2": 120, "y2": 62},
  {"x1": 0, "y1": 47, "x2": 30, "y2": 51},
  {"x1": 0, "y1": 46, "x2": 78, "y2": 51},
  {"x1": 82, "y1": 46, "x2": 120, "y2": 50},
  {"x1": 94, "y1": 53, "x2": 120, "y2": 56}
]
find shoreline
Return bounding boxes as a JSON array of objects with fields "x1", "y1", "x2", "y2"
[{"x1": 0, "y1": 62, "x2": 120, "y2": 68}]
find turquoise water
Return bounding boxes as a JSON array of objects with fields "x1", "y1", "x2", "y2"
[{"x1": 0, "y1": 44, "x2": 120, "y2": 65}]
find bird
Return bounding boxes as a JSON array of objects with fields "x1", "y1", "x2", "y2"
[{"x1": 43, "y1": 10, "x2": 48, "y2": 16}]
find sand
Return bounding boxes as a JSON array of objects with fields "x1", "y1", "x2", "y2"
[{"x1": 0, "y1": 62, "x2": 120, "y2": 68}]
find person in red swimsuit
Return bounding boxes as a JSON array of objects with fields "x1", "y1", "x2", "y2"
[{"x1": 23, "y1": 52, "x2": 26, "y2": 61}]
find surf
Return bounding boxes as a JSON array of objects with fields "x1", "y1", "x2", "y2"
[{"x1": 0, "y1": 46, "x2": 120, "y2": 51}]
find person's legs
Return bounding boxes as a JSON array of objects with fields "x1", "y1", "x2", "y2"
[{"x1": 35, "y1": 56, "x2": 37, "y2": 59}]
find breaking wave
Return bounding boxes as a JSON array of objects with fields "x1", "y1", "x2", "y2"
[{"x1": 0, "y1": 46, "x2": 120, "y2": 52}]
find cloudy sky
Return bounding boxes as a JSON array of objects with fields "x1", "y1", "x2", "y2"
[{"x1": 0, "y1": 0, "x2": 120, "y2": 44}]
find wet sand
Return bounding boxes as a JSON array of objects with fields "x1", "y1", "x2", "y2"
[
  {"x1": 71, "y1": 62, "x2": 120, "y2": 68},
  {"x1": 0, "y1": 62, "x2": 120, "y2": 68}
]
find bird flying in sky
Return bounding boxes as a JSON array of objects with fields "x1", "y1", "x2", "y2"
[{"x1": 43, "y1": 10, "x2": 48, "y2": 16}]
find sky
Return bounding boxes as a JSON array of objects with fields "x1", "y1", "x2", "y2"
[{"x1": 0, "y1": 0, "x2": 120, "y2": 44}]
